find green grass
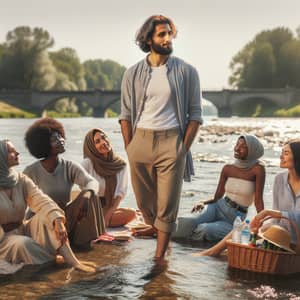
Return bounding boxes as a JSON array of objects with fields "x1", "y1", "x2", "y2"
[
  {"x1": 274, "y1": 104, "x2": 300, "y2": 117},
  {"x1": 105, "y1": 108, "x2": 118, "y2": 118},
  {"x1": 46, "y1": 111, "x2": 81, "y2": 118},
  {"x1": 0, "y1": 101, "x2": 36, "y2": 118}
]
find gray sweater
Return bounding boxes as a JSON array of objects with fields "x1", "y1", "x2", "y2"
[{"x1": 24, "y1": 158, "x2": 99, "y2": 209}]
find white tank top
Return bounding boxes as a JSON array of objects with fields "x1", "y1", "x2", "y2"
[{"x1": 225, "y1": 177, "x2": 255, "y2": 207}]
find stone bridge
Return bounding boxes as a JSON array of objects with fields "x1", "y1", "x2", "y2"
[
  {"x1": 203, "y1": 88, "x2": 299, "y2": 117},
  {"x1": 0, "y1": 89, "x2": 121, "y2": 117},
  {"x1": 0, "y1": 88, "x2": 299, "y2": 117}
]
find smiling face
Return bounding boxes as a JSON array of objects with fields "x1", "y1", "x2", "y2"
[
  {"x1": 280, "y1": 144, "x2": 294, "y2": 170},
  {"x1": 234, "y1": 137, "x2": 248, "y2": 160},
  {"x1": 49, "y1": 131, "x2": 65, "y2": 155},
  {"x1": 148, "y1": 23, "x2": 174, "y2": 55},
  {"x1": 6, "y1": 141, "x2": 19, "y2": 167},
  {"x1": 93, "y1": 131, "x2": 111, "y2": 157}
]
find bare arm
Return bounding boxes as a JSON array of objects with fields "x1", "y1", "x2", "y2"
[
  {"x1": 213, "y1": 165, "x2": 228, "y2": 200},
  {"x1": 120, "y1": 120, "x2": 133, "y2": 149},
  {"x1": 250, "y1": 209, "x2": 282, "y2": 233},
  {"x1": 191, "y1": 165, "x2": 228, "y2": 212},
  {"x1": 183, "y1": 120, "x2": 200, "y2": 151},
  {"x1": 254, "y1": 165, "x2": 265, "y2": 213}
]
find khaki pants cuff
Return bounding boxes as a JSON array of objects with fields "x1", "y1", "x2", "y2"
[{"x1": 154, "y1": 218, "x2": 177, "y2": 233}]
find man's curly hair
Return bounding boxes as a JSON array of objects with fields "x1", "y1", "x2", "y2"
[
  {"x1": 135, "y1": 15, "x2": 177, "y2": 53},
  {"x1": 25, "y1": 117, "x2": 65, "y2": 159}
]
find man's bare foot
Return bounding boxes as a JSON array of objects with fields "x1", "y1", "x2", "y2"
[
  {"x1": 75, "y1": 261, "x2": 97, "y2": 273},
  {"x1": 132, "y1": 226, "x2": 157, "y2": 237},
  {"x1": 79, "y1": 260, "x2": 97, "y2": 268}
]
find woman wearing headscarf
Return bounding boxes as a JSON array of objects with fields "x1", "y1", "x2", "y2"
[
  {"x1": 24, "y1": 118, "x2": 105, "y2": 248},
  {"x1": 0, "y1": 139, "x2": 96, "y2": 273},
  {"x1": 172, "y1": 134, "x2": 265, "y2": 242},
  {"x1": 82, "y1": 128, "x2": 136, "y2": 227}
]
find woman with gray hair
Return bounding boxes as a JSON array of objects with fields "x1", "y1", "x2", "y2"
[{"x1": 172, "y1": 134, "x2": 265, "y2": 242}]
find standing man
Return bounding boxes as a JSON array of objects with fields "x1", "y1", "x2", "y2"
[{"x1": 119, "y1": 15, "x2": 203, "y2": 258}]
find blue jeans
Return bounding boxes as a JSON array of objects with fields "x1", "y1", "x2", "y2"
[{"x1": 172, "y1": 197, "x2": 247, "y2": 242}]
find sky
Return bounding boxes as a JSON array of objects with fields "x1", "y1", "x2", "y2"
[{"x1": 0, "y1": 0, "x2": 299, "y2": 89}]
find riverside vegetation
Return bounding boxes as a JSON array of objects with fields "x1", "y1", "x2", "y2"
[{"x1": 1, "y1": 25, "x2": 300, "y2": 118}]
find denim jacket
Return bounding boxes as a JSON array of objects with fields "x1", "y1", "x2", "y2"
[{"x1": 119, "y1": 56, "x2": 203, "y2": 181}]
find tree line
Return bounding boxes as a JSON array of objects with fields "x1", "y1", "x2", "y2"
[
  {"x1": 229, "y1": 26, "x2": 300, "y2": 89},
  {"x1": 0, "y1": 26, "x2": 125, "y2": 116},
  {"x1": 229, "y1": 26, "x2": 300, "y2": 117},
  {"x1": 1, "y1": 25, "x2": 300, "y2": 117}
]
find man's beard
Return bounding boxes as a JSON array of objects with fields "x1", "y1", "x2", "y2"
[{"x1": 151, "y1": 41, "x2": 173, "y2": 55}]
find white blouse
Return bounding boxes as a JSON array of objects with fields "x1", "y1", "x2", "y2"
[{"x1": 81, "y1": 158, "x2": 128, "y2": 200}]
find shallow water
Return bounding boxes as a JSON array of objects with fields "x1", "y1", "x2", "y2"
[{"x1": 1, "y1": 117, "x2": 300, "y2": 299}]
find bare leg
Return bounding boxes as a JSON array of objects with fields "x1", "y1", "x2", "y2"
[
  {"x1": 58, "y1": 243, "x2": 96, "y2": 273},
  {"x1": 109, "y1": 208, "x2": 137, "y2": 227},
  {"x1": 192, "y1": 231, "x2": 232, "y2": 257},
  {"x1": 155, "y1": 230, "x2": 171, "y2": 258}
]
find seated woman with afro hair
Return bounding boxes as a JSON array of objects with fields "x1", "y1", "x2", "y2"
[{"x1": 24, "y1": 117, "x2": 105, "y2": 248}]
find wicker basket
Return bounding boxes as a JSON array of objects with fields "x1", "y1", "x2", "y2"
[{"x1": 226, "y1": 216, "x2": 300, "y2": 274}]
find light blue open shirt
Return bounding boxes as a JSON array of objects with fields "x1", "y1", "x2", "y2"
[
  {"x1": 119, "y1": 56, "x2": 203, "y2": 182},
  {"x1": 273, "y1": 171, "x2": 300, "y2": 241}
]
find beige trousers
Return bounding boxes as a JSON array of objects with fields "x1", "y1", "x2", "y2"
[
  {"x1": 127, "y1": 128, "x2": 186, "y2": 233},
  {"x1": 0, "y1": 212, "x2": 59, "y2": 265}
]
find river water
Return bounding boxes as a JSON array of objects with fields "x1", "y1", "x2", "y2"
[{"x1": 1, "y1": 117, "x2": 300, "y2": 299}]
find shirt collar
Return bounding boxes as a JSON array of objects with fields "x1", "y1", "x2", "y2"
[{"x1": 143, "y1": 55, "x2": 173, "y2": 72}]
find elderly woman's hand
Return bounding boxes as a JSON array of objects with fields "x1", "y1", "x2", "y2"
[{"x1": 54, "y1": 218, "x2": 68, "y2": 245}]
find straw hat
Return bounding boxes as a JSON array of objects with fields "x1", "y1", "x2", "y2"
[{"x1": 259, "y1": 225, "x2": 295, "y2": 254}]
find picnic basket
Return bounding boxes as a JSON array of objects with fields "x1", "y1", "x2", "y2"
[{"x1": 226, "y1": 216, "x2": 300, "y2": 274}]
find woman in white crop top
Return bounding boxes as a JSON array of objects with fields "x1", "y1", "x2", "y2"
[
  {"x1": 172, "y1": 134, "x2": 265, "y2": 242},
  {"x1": 195, "y1": 139, "x2": 300, "y2": 257}
]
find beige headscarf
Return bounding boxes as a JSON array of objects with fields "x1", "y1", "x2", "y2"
[
  {"x1": 83, "y1": 129, "x2": 126, "y2": 210},
  {"x1": 0, "y1": 139, "x2": 18, "y2": 188}
]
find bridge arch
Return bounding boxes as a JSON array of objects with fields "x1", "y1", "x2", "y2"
[
  {"x1": 98, "y1": 96, "x2": 121, "y2": 117},
  {"x1": 202, "y1": 98, "x2": 218, "y2": 116},
  {"x1": 39, "y1": 95, "x2": 90, "y2": 117}
]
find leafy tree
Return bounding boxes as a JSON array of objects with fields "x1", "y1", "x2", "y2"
[
  {"x1": 83, "y1": 59, "x2": 125, "y2": 89},
  {"x1": 277, "y1": 40, "x2": 300, "y2": 87},
  {"x1": 229, "y1": 27, "x2": 300, "y2": 88},
  {"x1": 0, "y1": 26, "x2": 56, "y2": 89},
  {"x1": 242, "y1": 42, "x2": 276, "y2": 88},
  {"x1": 50, "y1": 48, "x2": 86, "y2": 90}
]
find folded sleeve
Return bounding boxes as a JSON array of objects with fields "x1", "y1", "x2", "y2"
[
  {"x1": 119, "y1": 68, "x2": 132, "y2": 122},
  {"x1": 188, "y1": 66, "x2": 203, "y2": 124}
]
